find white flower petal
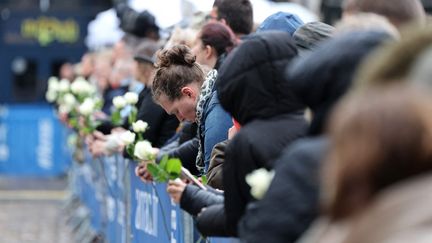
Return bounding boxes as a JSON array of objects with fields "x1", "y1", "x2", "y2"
[
  {"x1": 245, "y1": 168, "x2": 275, "y2": 200},
  {"x1": 79, "y1": 98, "x2": 95, "y2": 116},
  {"x1": 113, "y1": 96, "x2": 127, "y2": 109},
  {"x1": 124, "y1": 92, "x2": 139, "y2": 105},
  {"x1": 134, "y1": 140, "x2": 155, "y2": 161},
  {"x1": 132, "y1": 120, "x2": 148, "y2": 133},
  {"x1": 120, "y1": 131, "x2": 136, "y2": 145}
]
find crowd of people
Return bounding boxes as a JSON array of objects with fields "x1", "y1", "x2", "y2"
[{"x1": 53, "y1": 0, "x2": 432, "y2": 242}]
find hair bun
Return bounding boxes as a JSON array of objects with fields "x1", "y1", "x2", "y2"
[{"x1": 156, "y1": 44, "x2": 196, "y2": 68}]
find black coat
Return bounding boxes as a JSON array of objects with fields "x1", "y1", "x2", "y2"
[
  {"x1": 180, "y1": 185, "x2": 228, "y2": 236},
  {"x1": 136, "y1": 87, "x2": 179, "y2": 148},
  {"x1": 286, "y1": 31, "x2": 393, "y2": 135},
  {"x1": 196, "y1": 31, "x2": 308, "y2": 237},
  {"x1": 237, "y1": 31, "x2": 393, "y2": 243},
  {"x1": 158, "y1": 137, "x2": 200, "y2": 175},
  {"x1": 238, "y1": 138, "x2": 327, "y2": 243}
]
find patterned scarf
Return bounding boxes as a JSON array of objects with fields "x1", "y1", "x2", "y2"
[{"x1": 195, "y1": 69, "x2": 218, "y2": 173}]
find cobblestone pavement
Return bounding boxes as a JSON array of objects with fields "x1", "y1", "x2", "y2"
[{"x1": 0, "y1": 177, "x2": 74, "y2": 243}]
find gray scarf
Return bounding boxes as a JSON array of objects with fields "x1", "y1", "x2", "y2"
[{"x1": 195, "y1": 69, "x2": 218, "y2": 173}]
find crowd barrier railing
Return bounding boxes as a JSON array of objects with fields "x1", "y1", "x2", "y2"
[{"x1": 67, "y1": 147, "x2": 237, "y2": 243}]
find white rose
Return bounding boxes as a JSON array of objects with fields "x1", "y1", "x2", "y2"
[
  {"x1": 59, "y1": 104, "x2": 72, "y2": 114},
  {"x1": 48, "y1": 77, "x2": 59, "y2": 92},
  {"x1": 73, "y1": 76, "x2": 87, "y2": 85},
  {"x1": 134, "y1": 140, "x2": 156, "y2": 161},
  {"x1": 58, "y1": 79, "x2": 70, "y2": 92},
  {"x1": 124, "y1": 92, "x2": 139, "y2": 105},
  {"x1": 71, "y1": 77, "x2": 91, "y2": 95},
  {"x1": 45, "y1": 90, "x2": 57, "y2": 102},
  {"x1": 132, "y1": 120, "x2": 148, "y2": 133},
  {"x1": 87, "y1": 84, "x2": 97, "y2": 95},
  {"x1": 105, "y1": 134, "x2": 122, "y2": 154},
  {"x1": 79, "y1": 98, "x2": 95, "y2": 116},
  {"x1": 245, "y1": 168, "x2": 275, "y2": 200},
  {"x1": 120, "y1": 131, "x2": 136, "y2": 145},
  {"x1": 113, "y1": 96, "x2": 127, "y2": 109},
  {"x1": 62, "y1": 93, "x2": 76, "y2": 107}
]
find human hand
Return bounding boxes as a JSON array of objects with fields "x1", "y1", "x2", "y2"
[
  {"x1": 228, "y1": 125, "x2": 238, "y2": 139},
  {"x1": 89, "y1": 139, "x2": 107, "y2": 157},
  {"x1": 167, "y1": 178, "x2": 186, "y2": 204},
  {"x1": 135, "y1": 162, "x2": 154, "y2": 183},
  {"x1": 111, "y1": 127, "x2": 127, "y2": 134}
]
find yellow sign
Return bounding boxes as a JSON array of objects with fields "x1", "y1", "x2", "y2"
[{"x1": 21, "y1": 16, "x2": 80, "y2": 46}]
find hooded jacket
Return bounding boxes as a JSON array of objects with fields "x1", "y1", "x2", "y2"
[
  {"x1": 189, "y1": 31, "x2": 309, "y2": 237},
  {"x1": 238, "y1": 31, "x2": 393, "y2": 243}
]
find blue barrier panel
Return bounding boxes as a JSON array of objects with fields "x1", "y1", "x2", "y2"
[
  {"x1": 102, "y1": 155, "x2": 129, "y2": 243},
  {"x1": 129, "y1": 162, "x2": 195, "y2": 243},
  {"x1": 78, "y1": 160, "x2": 105, "y2": 234},
  {"x1": 70, "y1": 151, "x2": 237, "y2": 243},
  {"x1": 0, "y1": 104, "x2": 70, "y2": 176}
]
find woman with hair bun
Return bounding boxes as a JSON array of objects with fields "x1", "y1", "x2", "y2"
[{"x1": 151, "y1": 44, "x2": 232, "y2": 173}]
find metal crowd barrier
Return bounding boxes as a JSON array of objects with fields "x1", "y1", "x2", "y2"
[{"x1": 66, "y1": 147, "x2": 236, "y2": 243}]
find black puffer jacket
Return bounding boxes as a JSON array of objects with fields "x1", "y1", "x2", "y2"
[
  {"x1": 238, "y1": 31, "x2": 393, "y2": 243},
  {"x1": 193, "y1": 31, "x2": 309, "y2": 236}
]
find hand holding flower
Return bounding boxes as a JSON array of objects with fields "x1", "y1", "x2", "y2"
[{"x1": 167, "y1": 178, "x2": 187, "y2": 203}]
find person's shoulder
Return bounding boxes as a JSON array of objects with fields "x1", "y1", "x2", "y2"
[{"x1": 275, "y1": 137, "x2": 329, "y2": 170}]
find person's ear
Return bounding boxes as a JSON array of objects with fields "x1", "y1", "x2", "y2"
[
  {"x1": 219, "y1": 18, "x2": 227, "y2": 26},
  {"x1": 181, "y1": 86, "x2": 196, "y2": 99},
  {"x1": 204, "y1": 45, "x2": 214, "y2": 59}
]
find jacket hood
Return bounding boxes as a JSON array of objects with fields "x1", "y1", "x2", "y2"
[
  {"x1": 217, "y1": 31, "x2": 304, "y2": 125},
  {"x1": 286, "y1": 31, "x2": 392, "y2": 135}
]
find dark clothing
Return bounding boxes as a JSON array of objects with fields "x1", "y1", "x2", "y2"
[
  {"x1": 286, "y1": 31, "x2": 393, "y2": 135},
  {"x1": 236, "y1": 31, "x2": 394, "y2": 243},
  {"x1": 217, "y1": 31, "x2": 304, "y2": 126},
  {"x1": 193, "y1": 31, "x2": 308, "y2": 236},
  {"x1": 221, "y1": 114, "x2": 307, "y2": 236},
  {"x1": 159, "y1": 137, "x2": 200, "y2": 175},
  {"x1": 179, "y1": 185, "x2": 228, "y2": 236},
  {"x1": 180, "y1": 185, "x2": 224, "y2": 216},
  {"x1": 238, "y1": 138, "x2": 328, "y2": 243},
  {"x1": 136, "y1": 87, "x2": 179, "y2": 148},
  {"x1": 207, "y1": 140, "x2": 228, "y2": 190},
  {"x1": 102, "y1": 85, "x2": 129, "y2": 115}
]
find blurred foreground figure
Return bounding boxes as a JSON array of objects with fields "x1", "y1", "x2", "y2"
[{"x1": 298, "y1": 85, "x2": 432, "y2": 243}]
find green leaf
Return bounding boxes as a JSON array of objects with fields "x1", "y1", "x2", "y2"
[
  {"x1": 157, "y1": 171, "x2": 170, "y2": 182},
  {"x1": 95, "y1": 99, "x2": 104, "y2": 109},
  {"x1": 166, "y1": 158, "x2": 182, "y2": 179},
  {"x1": 137, "y1": 132, "x2": 144, "y2": 141},
  {"x1": 200, "y1": 175, "x2": 208, "y2": 185},
  {"x1": 111, "y1": 110, "x2": 122, "y2": 126},
  {"x1": 146, "y1": 163, "x2": 160, "y2": 179},
  {"x1": 128, "y1": 107, "x2": 137, "y2": 125},
  {"x1": 159, "y1": 155, "x2": 169, "y2": 170},
  {"x1": 82, "y1": 126, "x2": 92, "y2": 135},
  {"x1": 126, "y1": 144, "x2": 134, "y2": 159},
  {"x1": 69, "y1": 118, "x2": 78, "y2": 128}
]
